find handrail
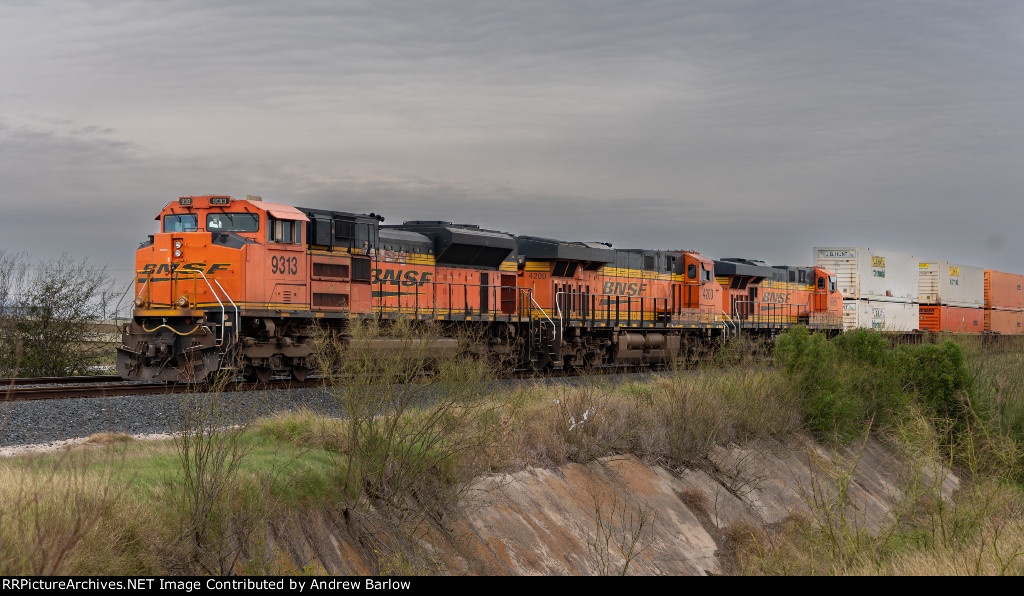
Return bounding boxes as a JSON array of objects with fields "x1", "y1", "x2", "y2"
[
  {"x1": 213, "y1": 279, "x2": 240, "y2": 346},
  {"x1": 554, "y1": 290, "x2": 566, "y2": 339},
  {"x1": 134, "y1": 271, "x2": 150, "y2": 303},
  {"x1": 190, "y1": 269, "x2": 227, "y2": 347},
  {"x1": 718, "y1": 308, "x2": 737, "y2": 334},
  {"x1": 731, "y1": 299, "x2": 804, "y2": 328},
  {"x1": 528, "y1": 291, "x2": 556, "y2": 337}
]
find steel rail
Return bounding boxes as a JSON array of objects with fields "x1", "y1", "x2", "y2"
[
  {"x1": 0, "y1": 375, "x2": 125, "y2": 387},
  {"x1": 0, "y1": 362, "x2": 685, "y2": 403},
  {"x1": 1, "y1": 378, "x2": 325, "y2": 402}
]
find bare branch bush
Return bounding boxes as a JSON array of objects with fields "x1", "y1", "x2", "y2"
[
  {"x1": 311, "y1": 319, "x2": 509, "y2": 539},
  {"x1": 167, "y1": 365, "x2": 273, "y2": 575},
  {"x1": 0, "y1": 250, "x2": 29, "y2": 376},
  {"x1": 666, "y1": 362, "x2": 800, "y2": 465},
  {"x1": 0, "y1": 252, "x2": 116, "y2": 376},
  {"x1": 584, "y1": 487, "x2": 656, "y2": 576}
]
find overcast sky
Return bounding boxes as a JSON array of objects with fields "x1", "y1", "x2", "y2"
[{"x1": 2, "y1": 0, "x2": 1023, "y2": 292}]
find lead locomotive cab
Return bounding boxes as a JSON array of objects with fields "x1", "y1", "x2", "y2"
[{"x1": 118, "y1": 195, "x2": 310, "y2": 382}]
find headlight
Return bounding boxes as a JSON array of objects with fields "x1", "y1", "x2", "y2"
[
  {"x1": 177, "y1": 296, "x2": 190, "y2": 307},
  {"x1": 174, "y1": 240, "x2": 182, "y2": 249},
  {"x1": 174, "y1": 249, "x2": 182, "y2": 257},
  {"x1": 134, "y1": 296, "x2": 146, "y2": 307}
]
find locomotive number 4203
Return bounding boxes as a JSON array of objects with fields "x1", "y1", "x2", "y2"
[{"x1": 271, "y1": 255, "x2": 298, "y2": 275}]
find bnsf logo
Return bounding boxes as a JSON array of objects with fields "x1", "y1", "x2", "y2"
[
  {"x1": 761, "y1": 291, "x2": 791, "y2": 304},
  {"x1": 370, "y1": 269, "x2": 433, "y2": 286},
  {"x1": 602, "y1": 282, "x2": 648, "y2": 297},
  {"x1": 139, "y1": 263, "x2": 229, "y2": 281}
]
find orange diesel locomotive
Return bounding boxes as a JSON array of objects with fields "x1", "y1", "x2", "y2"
[
  {"x1": 712, "y1": 258, "x2": 844, "y2": 333},
  {"x1": 118, "y1": 195, "x2": 842, "y2": 382}
]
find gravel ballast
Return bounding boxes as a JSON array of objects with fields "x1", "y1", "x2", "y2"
[{"x1": 0, "y1": 371, "x2": 665, "y2": 450}]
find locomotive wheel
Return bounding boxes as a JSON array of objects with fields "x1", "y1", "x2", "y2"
[
  {"x1": 248, "y1": 366, "x2": 273, "y2": 384},
  {"x1": 290, "y1": 366, "x2": 309, "y2": 382}
]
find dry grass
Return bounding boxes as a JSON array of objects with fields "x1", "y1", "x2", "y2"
[
  {"x1": 0, "y1": 449, "x2": 163, "y2": 575},
  {"x1": 84, "y1": 432, "x2": 135, "y2": 445},
  {"x1": 483, "y1": 365, "x2": 800, "y2": 471},
  {"x1": 257, "y1": 409, "x2": 347, "y2": 452},
  {"x1": 731, "y1": 479, "x2": 1024, "y2": 576}
]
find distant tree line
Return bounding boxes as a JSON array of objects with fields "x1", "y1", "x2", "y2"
[{"x1": 0, "y1": 250, "x2": 118, "y2": 377}]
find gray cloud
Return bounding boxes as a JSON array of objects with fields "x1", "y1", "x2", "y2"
[{"x1": 1, "y1": 0, "x2": 1023, "y2": 287}]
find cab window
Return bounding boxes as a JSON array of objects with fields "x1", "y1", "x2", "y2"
[
  {"x1": 829, "y1": 276, "x2": 837, "y2": 292},
  {"x1": 687, "y1": 264, "x2": 697, "y2": 279},
  {"x1": 163, "y1": 214, "x2": 198, "y2": 232},
  {"x1": 817, "y1": 277, "x2": 826, "y2": 290},
  {"x1": 207, "y1": 213, "x2": 258, "y2": 232},
  {"x1": 268, "y1": 217, "x2": 302, "y2": 244},
  {"x1": 701, "y1": 266, "x2": 712, "y2": 282}
]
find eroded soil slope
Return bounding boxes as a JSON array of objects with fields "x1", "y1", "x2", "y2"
[{"x1": 266, "y1": 433, "x2": 958, "y2": 575}]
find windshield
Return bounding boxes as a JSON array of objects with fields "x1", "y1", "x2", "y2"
[
  {"x1": 207, "y1": 212, "x2": 259, "y2": 232},
  {"x1": 163, "y1": 214, "x2": 198, "y2": 232}
]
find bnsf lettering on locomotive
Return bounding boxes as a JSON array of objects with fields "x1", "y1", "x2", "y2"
[
  {"x1": 139, "y1": 262, "x2": 230, "y2": 281},
  {"x1": 370, "y1": 268, "x2": 433, "y2": 287},
  {"x1": 601, "y1": 281, "x2": 648, "y2": 296},
  {"x1": 761, "y1": 291, "x2": 792, "y2": 304}
]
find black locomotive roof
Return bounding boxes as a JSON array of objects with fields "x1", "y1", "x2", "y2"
[
  {"x1": 387, "y1": 221, "x2": 515, "y2": 268},
  {"x1": 297, "y1": 207, "x2": 384, "y2": 223},
  {"x1": 715, "y1": 258, "x2": 817, "y2": 283},
  {"x1": 714, "y1": 258, "x2": 779, "y2": 280},
  {"x1": 377, "y1": 228, "x2": 434, "y2": 254},
  {"x1": 516, "y1": 236, "x2": 616, "y2": 264}
]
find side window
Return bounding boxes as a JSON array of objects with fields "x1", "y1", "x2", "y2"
[
  {"x1": 267, "y1": 217, "x2": 300, "y2": 244},
  {"x1": 207, "y1": 213, "x2": 258, "y2": 232},
  {"x1": 687, "y1": 264, "x2": 697, "y2": 280},
  {"x1": 702, "y1": 267, "x2": 712, "y2": 282},
  {"x1": 163, "y1": 214, "x2": 198, "y2": 232},
  {"x1": 817, "y1": 277, "x2": 826, "y2": 290}
]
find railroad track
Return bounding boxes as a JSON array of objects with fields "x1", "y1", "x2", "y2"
[
  {"x1": 2, "y1": 375, "x2": 124, "y2": 386},
  {"x1": 0, "y1": 364, "x2": 668, "y2": 403},
  {"x1": 0, "y1": 377, "x2": 324, "y2": 402}
]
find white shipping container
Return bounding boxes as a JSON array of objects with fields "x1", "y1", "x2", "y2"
[
  {"x1": 842, "y1": 299, "x2": 920, "y2": 331},
  {"x1": 814, "y1": 247, "x2": 918, "y2": 303},
  {"x1": 918, "y1": 261, "x2": 984, "y2": 308}
]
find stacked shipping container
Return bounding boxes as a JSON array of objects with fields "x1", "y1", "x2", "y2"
[
  {"x1": 985, "y1": 270, "x2": 1024, "y2": 334},
  {"x1": 918, "y1": 261, "x2": 985, "y2": 333},
  {"x1": 814, "y1": 247, "x2": 919, "y2": 331}
]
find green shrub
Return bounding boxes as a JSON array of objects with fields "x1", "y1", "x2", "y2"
[
  {"x1": 775, "y1": 327, "x2": 975, "y2": 444},
  {"x1": 901, "y1": 342, "x2": 973, "y2": 422}
]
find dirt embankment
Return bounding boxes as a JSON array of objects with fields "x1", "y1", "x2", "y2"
[{"x1": 263, "y1": 434, "x2": 958, "y2": 575}]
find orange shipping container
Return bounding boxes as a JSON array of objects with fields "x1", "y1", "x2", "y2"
[
  {"x1": 919, "y1": 305, "x2": 984, "y2": 333},
  {"x1": 986, "y1": 309, "x2": 1024, "y2": 334},
  {"x1": 985, "y1": 270, "x2": 1024, "y2": 311}
]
